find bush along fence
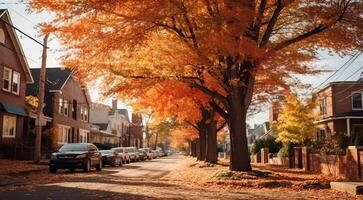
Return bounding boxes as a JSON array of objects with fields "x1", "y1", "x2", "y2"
[{"x1": 251, "y1": 146, "x2": 363, "y2": 180}]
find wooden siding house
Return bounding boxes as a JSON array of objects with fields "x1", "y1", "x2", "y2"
[{"x1": 0, "y1": 10, "x2": 34, "y2": 159}]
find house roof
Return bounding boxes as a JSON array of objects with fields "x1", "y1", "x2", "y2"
[
  {"x1": 26, "y1": 68, "x2": 72, "y2": 96},
  {"x1": 109, "y1": 108, "x2": 130, "y2": 122},
  {"x1": 0, "y1": 9, "x2": 33, "y2": 83},
  {"x1": 94, "y1": 123, "x2": 109, "y2": 131},
  {"x1": 316, "y1": 80, "x2": 363, "y2": 94}
]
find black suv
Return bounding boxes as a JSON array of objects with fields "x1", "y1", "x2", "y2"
[{"x1": 49, "y1": 143, "x2": 102, "y2": 173}]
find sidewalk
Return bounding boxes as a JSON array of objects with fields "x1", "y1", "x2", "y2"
[{"x1": 0, "y1": 159, "x2": 48, "y2": 187}]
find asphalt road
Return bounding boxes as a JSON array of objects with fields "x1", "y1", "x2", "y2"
[{"x1": 0, "y1": 155, "x2": 187, "y2": 200}]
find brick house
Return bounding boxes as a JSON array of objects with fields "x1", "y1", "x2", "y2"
[
  {"x1": 0, "y1": 10, "x2": 34, "y2": 159},
  {"x1": 314, "y1": 81, "x2": 363, "y2": 141},
  {"x1": 131, "y1": 114, "x2": 143, "y2": 148},
  {"x1": 26, "y1": 68, "x2": 91, "y2": 151}
]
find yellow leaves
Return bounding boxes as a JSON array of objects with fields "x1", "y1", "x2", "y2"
[
  {"x1": 272, "y1": 94, "x2": 316, "y2": 144},
  {"x1": 25, "y1": 95, "x2": 39, "y2": 110}
]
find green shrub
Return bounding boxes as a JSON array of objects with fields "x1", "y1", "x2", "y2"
[
  {"x1": 251, "y1": 138, "x2": 281, "y2": 155},
  {"x1": 277, "y1": 143, "x2": 290, "y2": 157}
]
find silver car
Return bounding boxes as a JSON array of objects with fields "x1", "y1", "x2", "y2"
[{"x1": 126, "y1": 147, "x2": 140, "y2": 162}]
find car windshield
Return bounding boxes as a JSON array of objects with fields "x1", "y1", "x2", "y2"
[
  {"x1": 59, "y1": 144, "x2": 88, "y2": 152},
  {"x1": 100, "y1": 150, "x2": 113, "y2": 154},
  {"x1": 112, "y1": 148, "x2": 124, "y2": 153},
  {"x1": 127, "y1": 148, "x2": 135, "y2": 153}
]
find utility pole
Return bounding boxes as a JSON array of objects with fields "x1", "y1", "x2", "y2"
[{"x1": 34, "y1": 34, "x2": 49, "y2": 163}]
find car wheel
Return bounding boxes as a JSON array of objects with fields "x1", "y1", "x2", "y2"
[
  {"x1": 111, "y1": 159, "x2": 116, "y2": 167},
  {"x1": 50, "y1": 167, "x2": 57, "y2": 173},
  {"x1": 119, "y1": 159, "x2": 122, "y2": 166},
  {"x1": 96, "y1": 160, "x2": 102, "y2": 171},
  {"x1": 83, "y1": 159, "x2": 91, "y2": 172}
]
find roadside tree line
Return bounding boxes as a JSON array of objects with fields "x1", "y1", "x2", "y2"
[{"x1": 29, "y1": 0, "x2": 363, "y2": 171}]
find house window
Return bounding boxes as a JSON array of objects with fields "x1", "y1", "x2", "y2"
[
  {"x1": 317, "y1": 129, "x2": 326, "y2": 142},
  {"x1": 320, "y1": 97, "x2": 327, "y2": 115},
  {"x1": 84, "y1": 108, "x2": 88, "y2": 122},
  {"x1": 64, "y1": 99, "x2": 68, "y2": 116},
  {"x1": 80, "y1": 106, "x2": 84, "y2": 121},
  {"x1": 59, "y1": 98, "x2": 63, "y2": 114},
  {"x1": 0, "y1": 28, "x2": 5, "y2": 43},
  {"x1": 12, "y1": 71, "x2": 20, "y2": 95},
  {"x1": 2, "y1": 67, "x2": 11, "y2": 92},
  {"x1": 352, "y1": 92, "x2": 363, "y2": 110},
  {"x1": 2, "y1": 114, "x2": 16, "y2": 138},
  {"x1": 79, "y1": 129, "x2": 88, "y2": 143},
  {"x1": 58, "y1": 125, "x2": 70, "y2": 144}
]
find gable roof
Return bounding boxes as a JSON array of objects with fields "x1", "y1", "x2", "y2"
[
  {"x1": 0, "y1": 9, "x2": 33, "y2": 83},
  {"x1": 109, "y1": 108, "x2": 130, "y2": 122},
  {"x1": 26, "y1": 68, "x2": 72, "y2": 96}
]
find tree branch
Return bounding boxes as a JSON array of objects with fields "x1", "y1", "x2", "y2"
[
  {"x1": 270, "y1": 24, "x2": 327, "y2": 52},
  {"x1": 253, "y1": 0, "x2": 267, "y2": 42},
  {"x1": 191, "y1": 82, "x2": 229, "y2": 109},
  {"x1": 259, "y1": 0, "x2": 283, "y2": 48},
  {"x1": 210, "y1": 99, "x2": 228, "y2": 120}
]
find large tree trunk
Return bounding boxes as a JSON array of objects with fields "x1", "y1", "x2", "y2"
[
  {"x1": 197, "y1": 122, "x2": 207, "y2": 161},
  {"x1": 228, "y1": 86, "x2": 252, "y2": 171},
  {"x1": 191, "y1": 141, "x2": 197, "y2": 157},
  {"x1": 195, "y1": 139, "x2": 200, "y2": 160},
  {"x1": 206, "y1": 118, "x2": 218, "y2": 164}
]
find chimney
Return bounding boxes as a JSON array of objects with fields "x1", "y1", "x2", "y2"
[{"x1": 112, "y1": 98, "x2": 117, "y2": 112}]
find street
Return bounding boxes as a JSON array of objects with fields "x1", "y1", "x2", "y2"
[
  {"x1": 0, "y1": 155, "x2": 188, "y2": 200},
  {"x1": 0, "y1": 155, "x2": 358, "y2": 200}
]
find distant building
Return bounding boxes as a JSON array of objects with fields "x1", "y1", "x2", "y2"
[
  {"x1": 0, "y1": 9, "x2": 34, "y2": 159},
  {"x1": 314, "y1": 81, "x2": 363, "y2": 141},
  {"x1": 247, "y1": 122, "x2": 270, "y2": 146},
  {"x1": 131, "y1": 113, "x2": 143, "y2": 148},
  {"x1": 89, "y1": 99, "x2": 130, "y2": 147}
]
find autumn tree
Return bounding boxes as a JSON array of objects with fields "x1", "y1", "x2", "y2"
[
  {"x1": 271, "y1": 94, "x2": 316, "y2": 145},
  {"x1": 29, "y1": 0, "x2": 363, "y2": 171}
]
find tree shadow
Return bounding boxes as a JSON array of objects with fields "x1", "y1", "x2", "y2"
[{"x1": 0, "y1": 184, "x2": 184, "y2": 200}]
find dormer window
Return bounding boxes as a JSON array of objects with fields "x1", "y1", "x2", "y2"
[
  {"x1": 352, "y1": 92, "x2": 363, "y2": 110},
  {"x1": 0, "y1": 28, "x2": 5, "y2": 44}
]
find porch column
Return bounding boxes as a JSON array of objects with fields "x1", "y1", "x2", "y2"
[{"x1": 347, "y1": 118, "x2": 351, "y2": 136}]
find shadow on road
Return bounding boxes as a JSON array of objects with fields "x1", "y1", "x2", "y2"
[{"x1": 0, "y1": 185, "x2": 184, "y2": 200}]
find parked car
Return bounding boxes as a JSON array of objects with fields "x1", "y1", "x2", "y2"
[
  {"x1": 156, "y1": 150, "x2": 164, "y2": 157},
  {"x1": 138, "y1": 149, "x2": 148, "y2": 161},
  {"x1": 49, "y1": 143, "x2": 102, "y2": 173},
  {"x1": 140, "y1": 148, "x2": 153, "y2": 160},
  {"x1": 100, "y1": 150, "x2": 122, "y2": 167},
  {"x1": 111, "y1": 147, "x2": 131, "y2": 164},
  {"x1": 127, "y1": 147, "x2": 140, "y2": 162},
  {"x1": 151, "y1": 150, "x2": 158, "y2": 159}
]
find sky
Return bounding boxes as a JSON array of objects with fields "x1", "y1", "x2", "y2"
[{"x1": 0, "y1": 1, "x2": 362, "y2": 126}]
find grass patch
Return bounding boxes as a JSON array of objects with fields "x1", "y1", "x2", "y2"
[{"x1": 213, "y1": 169, "x2": 271, "y2": 180}]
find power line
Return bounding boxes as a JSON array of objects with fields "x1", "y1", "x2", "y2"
[
  {"x1": 313, "y1": 51, "x2": 361, "y2": 91},
  {"x1": 0, "y1": 1, "x2": 36, "y2": 26},
  {"x1": 0, "y1": 18, "x2": 47, "y2": 48}
]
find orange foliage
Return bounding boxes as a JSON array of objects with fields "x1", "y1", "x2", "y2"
[{"x1": 170, "y1": 127, "x2": 198, "y2": 149}]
